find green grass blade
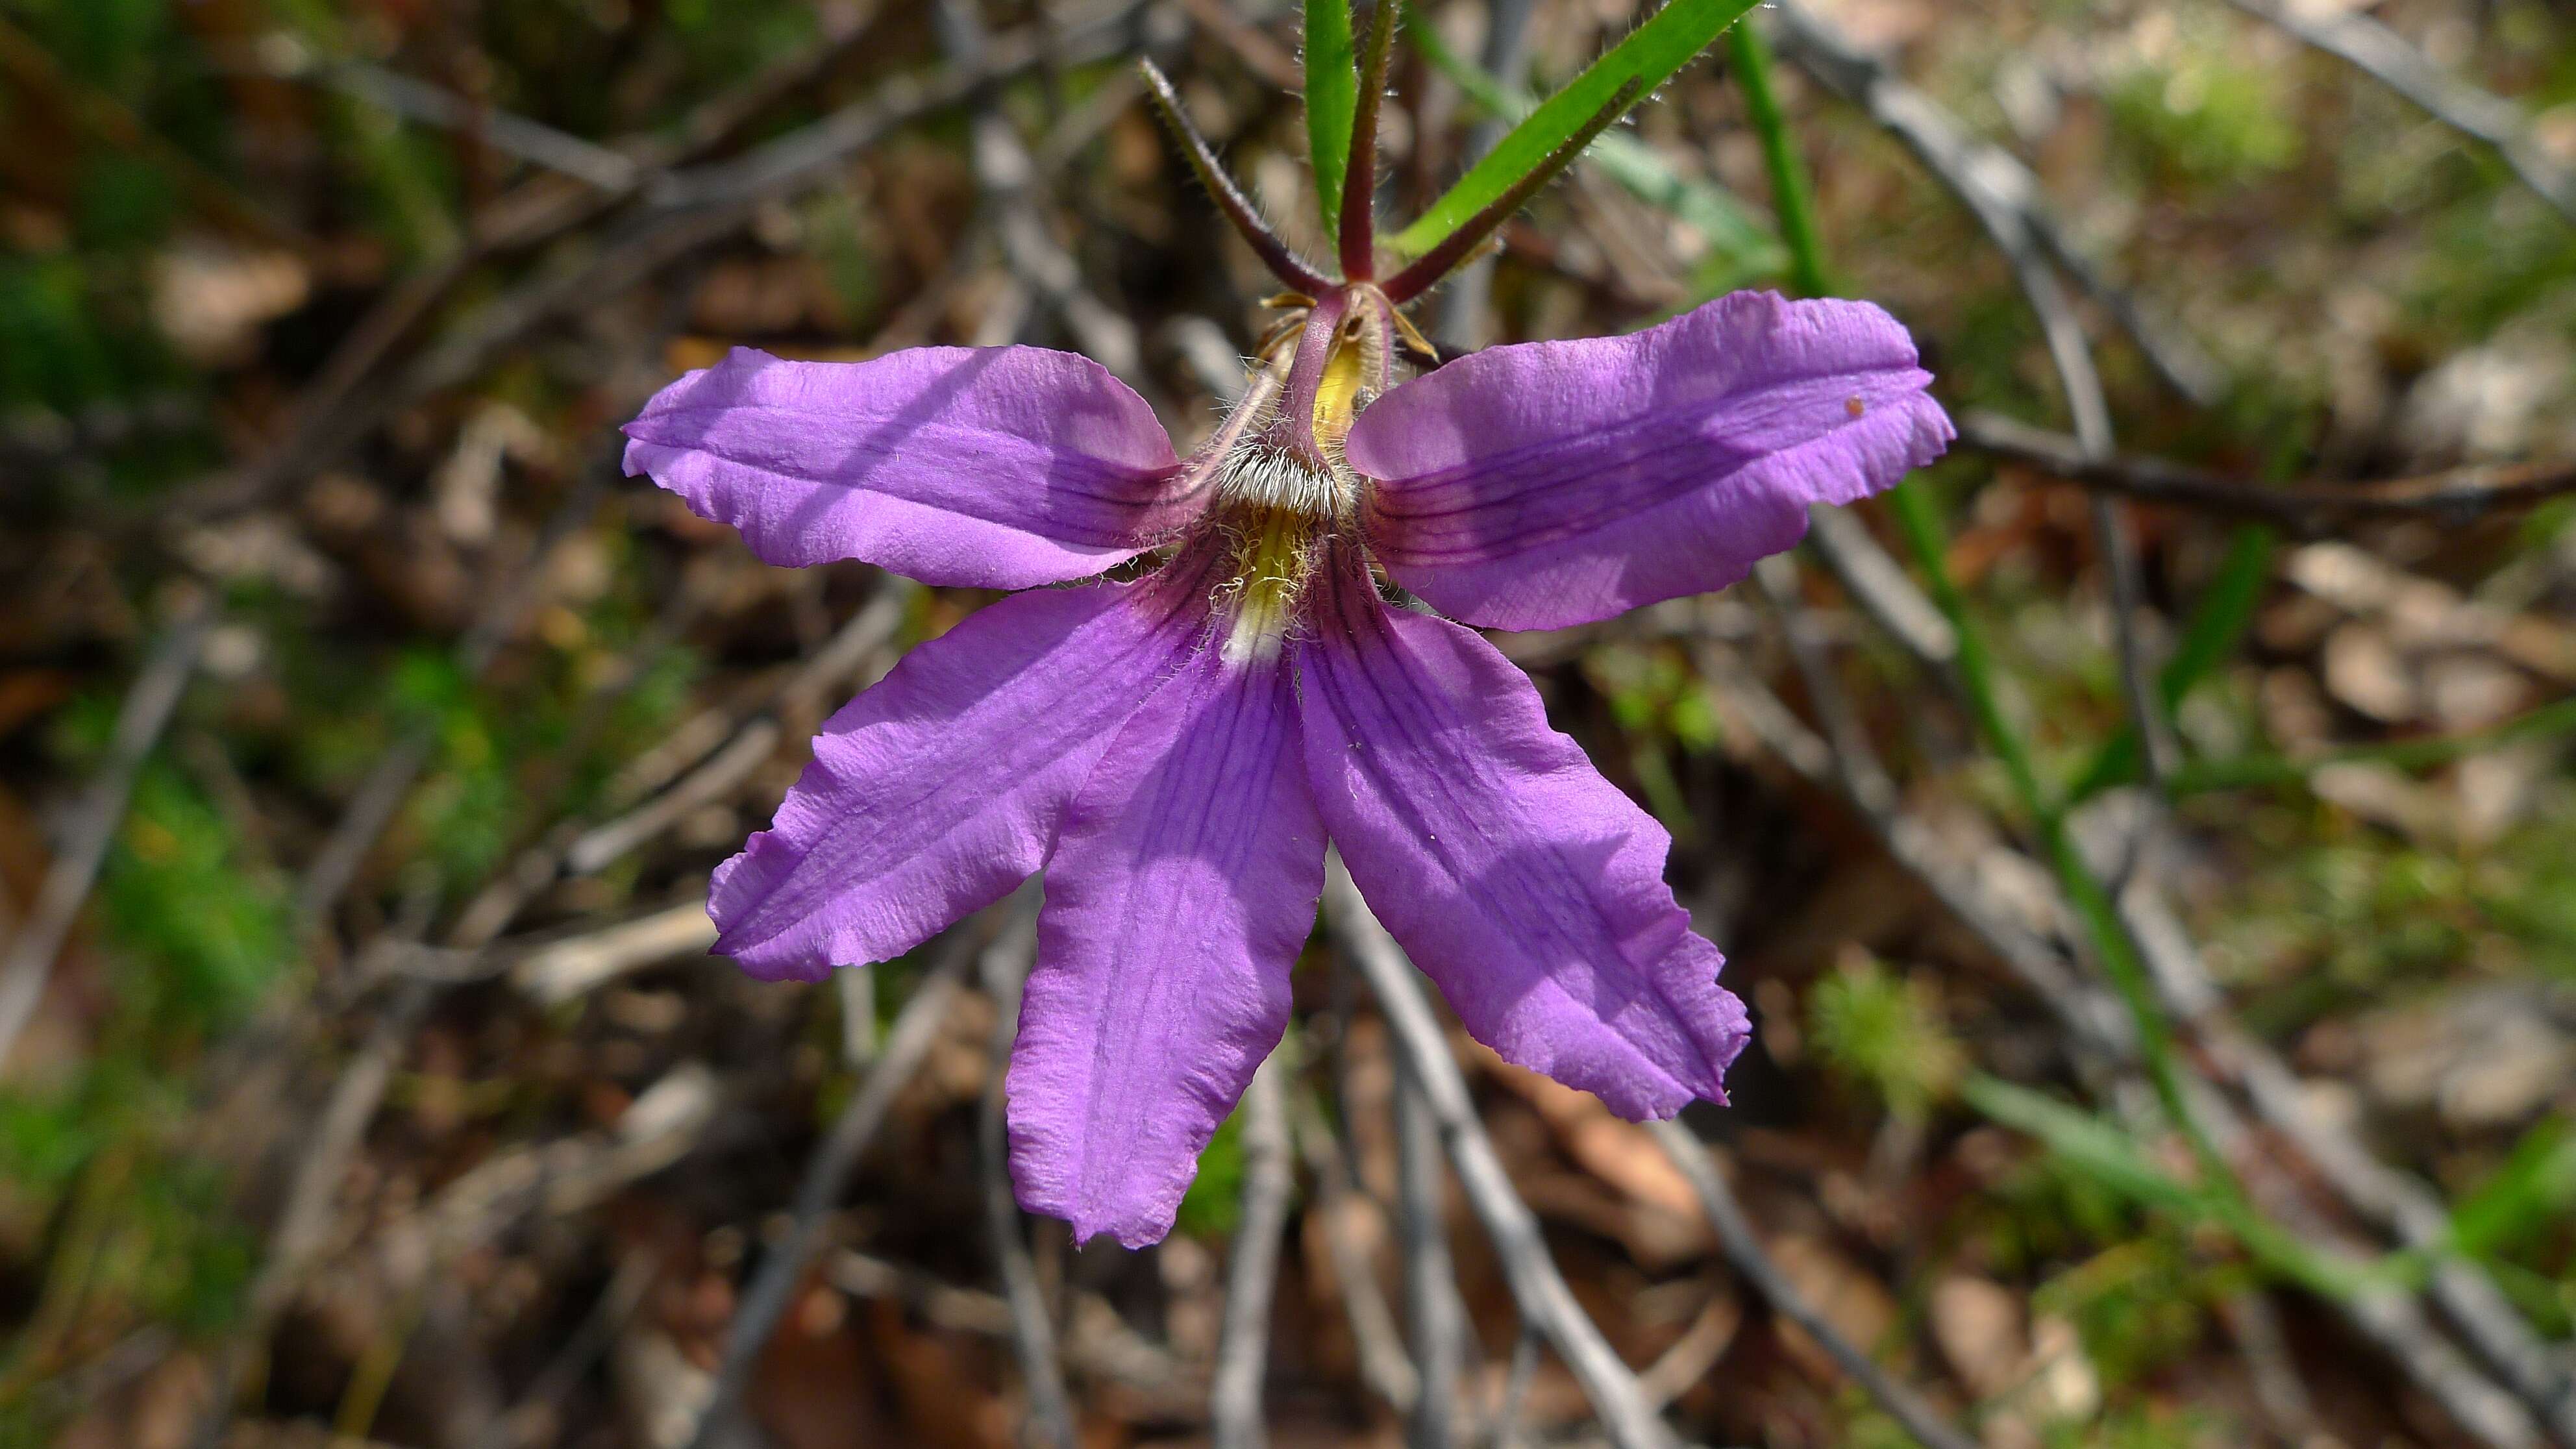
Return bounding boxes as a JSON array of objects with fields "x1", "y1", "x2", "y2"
[
  {"x1": 1391, "y1": 0, "x2": 1761, "y2": 257},
  {"x1": 1722, "y1": 23, "x2": 2400, "y2": 1313},
  {"x1": 2447, "y1": 1119, "x2": 2576, "y2": 1260},
  {"x1": 1962, "y1": 1075, "x2": 2392, "y2": 1298},
  {"x1": 1962, "y1": 1074, "x2": 2199, "y2": 1211},
  {"x1": 1724, "y1": 20, "x2": 1831, "y2": 298},
  {"x1": 1885, "y1": 481, "x2": 2051, "y2": 812},
  {"x1": 2069, "y1": 524, "x2": 2276, "y2": 802},
  {"x1": 1306, "y1": 0, "x2": 1359, "y2": 237},
  {"x1": 2158, "y1": 525, "x2": 2277, "y2": 708},
  {"x1": 2168, "y1": 694, "x2": 2576, "y2": 795},
  {"x1": 1887, "y1": 479, "x2": 2292, "y2": 1287},
  {"x1": 1402, "y1": 5, "x2": 1784, "y2": 282}
]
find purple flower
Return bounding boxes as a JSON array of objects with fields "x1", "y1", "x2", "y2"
[{"x1": 623, "y1": 287, "x2": 1951, "y2": 1247}]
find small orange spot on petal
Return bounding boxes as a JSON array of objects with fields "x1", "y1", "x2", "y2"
[{"x1": 1846, "y1": 396, "x2": 1866, "y2": 418}]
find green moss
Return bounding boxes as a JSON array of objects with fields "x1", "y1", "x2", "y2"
[
  {"x1": 2107, "y1": 47, "x2": 2301, "y2": 189},
  {"x1": 100, "y1": 764, "x2": 289, "y2": 1036},
  {"x1": 1809, "y1": 956, "x2": 1966, "y2": 1123}
]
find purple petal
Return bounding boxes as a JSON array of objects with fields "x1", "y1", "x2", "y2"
[
  {"x1": 1008, "y1": 648, "x2": 1322, "y2": 1248},
  {"x1": 710, "y1": 575, "x2": 1209, "y2": 980},
  {"x1": 625, "y1": 345, "x2": 1195, "y2": 588},
  {"x1": 1296, "y1": 557, "x2": 1748, "y2": 1119},
  {"x1": 1347, "y1": 291, "x2": 1954, "y2": 631}
]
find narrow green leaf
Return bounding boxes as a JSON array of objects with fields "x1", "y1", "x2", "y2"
[
  {"x1": 1392, "y1": 0, "x2": 1761, "y2": 256},
  {"x1": 2068, "y1": 524, "x2": 2275, "y2": 802},
  {"x1": 1962, "y1": 1075, "x2": 2396, "y2": 1299},
  {"x1": 1885, "y1": 480, "x2": 2050, "y2": 814},
  {"x1": 1895, "y1": 482, "x2": 2401, "y2": 1305},
  {"x1": 2167, "y1": 694, "x2": 2576, "y2": 795},
  {"x1": 2447, "y1": 1119, "x2": 2576, "y2": 1259},
  {"x1": 1403, "y1": 5, "x2": 1783, "y2": 279},
  {"x1": 1306, "y1": 0, "x2": 1359, "y2": 237},
  {"x1": 1962, "y1": 1075, "x2": 2199, "y2": 1212},
  {"x1": 2157, "y1": 525, "x2": 2277, "y2": 708},
  {"x1": 1724, "y1": 20, "x2": 1829, "y2": 297}
]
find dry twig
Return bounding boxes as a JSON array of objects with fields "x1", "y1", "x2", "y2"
[
  {"x1": 0, "y1": 591, "x2": 211, "y2": 1068},
  {"x1": 295, "y1": 466, "x2": 613, "y2": 928},
  {"x1": 1326, "y1": 868, "x2": 1678, "y2": 1449},
  {"x1": 1961, "y1": 409, "x2": 2576, "y2": 531},
  {"x1": 1756, "y1": 8, "x2": 2222, "y2": 406},
  {"x1": 509, "y1": 901, "x2": 719, "y2": 1006},
  {"x1": 1698, "y1": 615, "x2": 2557, "y2": 1447},
  {"x1": 1648, "y1": 1122, "x2": 1979, "y2": 1449},
  {"x1": 827, "y1": 1251, "x2": 1191, "y2": 1396},
  {"x1": 1288, "y1": 1091, "x2": 1423, "y2": 1415},
  {"x1": 1770, "y1": 0, "x2": 2179, "y2": 804},
  {"x1": 291, "y1": 60, "x2": 643, "y2": 192},
  {"x1": 1434, "y1": 0, "x2": 1539, "y2": 353},
  {"x1": 1211, "y1": 1048, "x2": 1296, "y2": 1448},
  {"x1": 563, "y1": 578, "x2": 913, "y2": 878},
  {"x1": 683, "y1": 919, "x2": 990, "y2": 1448},
  {"x1": 2222, "y1": 0, "x2": 2576, "y2": 224},
  {"x1": 976, "y1": 910, "x2": 1079, "y2": 1449},
  {"x1": 180, "y1": 0, "x2": 1159, "y2": 527},
  {"x1": 1395, "y1": 1048, "x2": 1472, "y2": 1449}
]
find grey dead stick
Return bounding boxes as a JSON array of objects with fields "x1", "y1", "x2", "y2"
[
  {"x1": 1325, "y1": 866, "x2": 1679, "y2": 1449},
  {"x1": 1210, "y1": 1046, "x2": 1296, "y2": 1448},
  {"x1": 1692, "y1": 637, "x2": 2549, "y2": 1449},
  {"x1": 1395, "y1": 1041, "x2": 1473, "y2": 1449},
  {"x1": 193, "y1": 0, "x2": 1165, "y2": 534},
  {"x1": 1287, "y1": 1087, "x2": 1423, "y2": 1415},
  {"x1": 1755, "y1": 19, "x2": 2568, "y2": 1439},
  {"x1": 1957, "y1": 410, "x2": 2576, "y2": 531},
  {"x1": 1486, "y1": 1321, "x2": 1541, "y2": 1449},
  {"x1": 173, "y1": 0, "x2": 907, "y2": 525},
  {"x1": 0, "y1": 589, "x2": 212, "y2": 1069},
  {"x1": 975, "y1": 910, "x2": 1079, "y2": 1449},
  {"x1": 682, "y1": 917, "x2": 994, "y2": 1448},
  {"x1": 1647, "y1": 1120, "x2": 1980, "y2": 1449},
  {"x1": 1778, "y1": 1, "x2": 2179, "y2": 827},
  {"x1": 1753, "y1": 5, "x2": 2221, "y2": 407},
  {"x1": 294, "y1": 462, "x2": 613, "y2": 930},
  {"x1": 1434, "y1": 0, "x2": 1538, "y2": 353},
  {"x1": 2220, "y1": 0, "x2": 2576, "y2": 225}
]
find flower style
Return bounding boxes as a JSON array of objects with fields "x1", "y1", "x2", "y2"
[{"x1": 623, "y1": 52, "x2": 1953, "y2": 1249}]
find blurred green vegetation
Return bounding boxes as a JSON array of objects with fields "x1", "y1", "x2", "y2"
[
  {"x1": 4, "y1": 0, "x2": 2575, "y2": 1440},
  {"x1": 1808, "y1": 955, "x2": 1965, "y2": 1125}
]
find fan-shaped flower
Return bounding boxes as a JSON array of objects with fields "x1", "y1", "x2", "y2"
[{"x1": 623, "y1": 48, "x2": 1953, "y2": 1248}]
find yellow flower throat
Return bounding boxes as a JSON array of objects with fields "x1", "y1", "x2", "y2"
[{"x1": 1213, "y1": 339, "x2": 1365, "y2": 666}]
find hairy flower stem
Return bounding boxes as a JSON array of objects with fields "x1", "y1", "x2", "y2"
[
  {"x1": 1338, "y1": 0, "x2": 1401, "y2": 279},
  {"x1": 1139, "y1": 58, "x2": 1333, "y2": 295},
  {"x1": 1379, "y1": 78, "x2": 1641, "y2": 304}
]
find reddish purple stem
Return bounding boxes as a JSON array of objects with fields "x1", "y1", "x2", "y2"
[
  {"x1": 1381, "y1": 78, "x2": 1642, "y2": 304},
  {"x1": 1141, "y1": 59, "x2": 1334, "y2": 295},
  {"x1": 1337, "y1": 1, "x2": 1400, "y2": 280}
]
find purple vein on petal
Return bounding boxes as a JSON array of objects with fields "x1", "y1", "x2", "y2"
[
  {"x1": 1008, "y1": 643, "x2": 1322, "y2": 1248},
  {"x1": 1294, "y1": 546, "x2": 1746, "y2": 1119},
  {"x1": 708, "y1": 551, "x2": 1226, "y2": 982},
  {"x1": 624, "y1": 345, "x2": 1198, "y2": 589},
  {"x1": 1348, "y1": 291, "x2": 1956, "y2": 632}
]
